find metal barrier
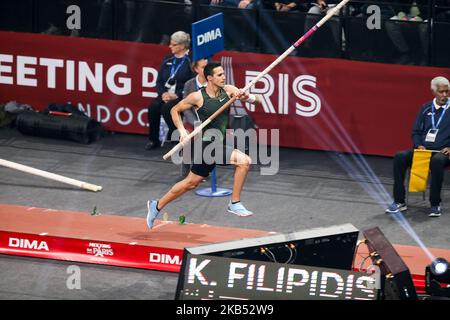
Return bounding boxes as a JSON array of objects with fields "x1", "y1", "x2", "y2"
[{"x1": 0, "y1": 0, "x2": 449, "y2": 67}]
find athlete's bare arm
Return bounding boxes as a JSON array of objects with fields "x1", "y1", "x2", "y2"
[{"x1": 171, "y1": 91, "x2": 204, "y2": 138}]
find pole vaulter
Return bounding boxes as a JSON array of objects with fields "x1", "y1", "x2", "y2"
[{"x1": 163, "y1": 0, "x2": 351, "y2": 160}]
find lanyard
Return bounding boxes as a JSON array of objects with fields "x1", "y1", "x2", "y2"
[
  {"x1": 170, "y1": 55, "x2": 187, "y2": 79},
  {"x1": 431, "y1": 98, "x2": 450, "y2": 130}
]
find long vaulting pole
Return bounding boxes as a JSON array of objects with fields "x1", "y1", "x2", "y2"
[
  {"x1": 0, "y1": 159, "x2": 103, "y2": 192},
  {"x1": 163, "y1": 0, "x2": 350, "y2": 160}
]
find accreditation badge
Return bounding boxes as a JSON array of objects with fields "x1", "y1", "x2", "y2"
[{"x1": 425, "y1": 129, "x2": 439, "y2": 142}]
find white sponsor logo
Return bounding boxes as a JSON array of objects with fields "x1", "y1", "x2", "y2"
[
  {"x1": 8, "y1": 237, "x2": 49, "y2": 251},
  {"x1": 149, "y1": 253, "x2": 182, "y2": 265},
  {"x1": 197, "y1": 28, "x2": 222, "y2": 46},
  {"x1": 0, "y1": 54, "x2": 159, "y2": 97},
  {"x1": 245, "y1": 71, "x2": 321, "y2": 117},
  {"x1": 86, "y1": 242, "x2": 114, "y2": 257}
]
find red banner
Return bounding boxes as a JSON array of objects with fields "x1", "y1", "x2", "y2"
[
  {"x1": 0, "y1": 230, "x2": 183, "y2": 272},
  {"x1": 1, "y1": 31, "x2": 449, "y2": 156}
]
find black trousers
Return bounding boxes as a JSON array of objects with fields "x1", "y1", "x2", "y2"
[
  {"x1": 393, "y1": 150, "x2": 450, "y2": 206},
  {"x1": 147, "y1": 97, "x2": 180, "y2": 143}
]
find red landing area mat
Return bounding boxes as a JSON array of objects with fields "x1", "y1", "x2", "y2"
[
  {"x1": 0, "y1": 204, "x2": 270, "y2": 272},
  {"x1": 1, "y1": 203, "x2": 449, "y2": 294}
]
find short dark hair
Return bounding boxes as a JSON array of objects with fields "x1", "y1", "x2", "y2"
[
  {"x1": 191, "y1": 58, "x2": 208, "y2": 72},
  {"x1": 203, "y1": 61, "x2": 222, "y2": 79}
]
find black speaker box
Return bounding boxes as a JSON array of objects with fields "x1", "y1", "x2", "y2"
[
  {"x1": 186, "y1": 223, "x2": 359, "y2": 270},
  {"x1": 363, "y1": 227, "x2": 418, "y2": 300},
  {"x1": 16, "y1": 111, "x2": 101, "y2": 144}
]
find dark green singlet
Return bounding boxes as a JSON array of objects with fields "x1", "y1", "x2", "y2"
[{"x1": 197, "y1": 87, "x2": 230, "y2": 142}]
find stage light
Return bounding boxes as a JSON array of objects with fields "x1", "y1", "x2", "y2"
[
  {"x1": 431, "y1": 258, "x2": 449, "y2": 276},
  {"x1": 425, "y1": 258, "x2": 450, "y2": 299}
]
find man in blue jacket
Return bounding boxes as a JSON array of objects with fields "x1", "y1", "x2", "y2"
[
  {"x1": 146, "y1": 31, "x2": 194, "y2": 150},
  {"x1": 386, "y1": 76, "x2": 450, "y2": 217}
]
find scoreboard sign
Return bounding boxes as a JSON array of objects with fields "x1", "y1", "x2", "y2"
[{"x1": 176, "y1": 253, "x2": 380, "y2": 300}]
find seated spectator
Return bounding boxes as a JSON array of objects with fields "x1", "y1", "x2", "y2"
[
  {"x1": 260, "y1": 0, "x2": 307, "y2": 12},
  {"x1": 354, "y1": 1, "x2": 428, "y2": 65},
  {"x1": 210, "y1": 0, "x2": 240, "y2": 7},
  {"x1": 385, "y1": 1, "x2": 429, "y2": 65},
  {"x1": 304, "y1": 0, "x2": 343, "y2": 50},
  {"x1": 180, "y1": 58, "x2": 208, "y2": 177},
  {"x1": 238, "y1": 0, "x2": 257, "y2": 9},
  {"x1": 353, "y1": 0, "x2": 396, "y2": 19},
  {"x1": 182, "y1": 59, "x2": 208, "y2": 127},
  {"x1": 435, "y1": 0, "x2": 450, "y2": 22},
  {"x1": 145, "y1": 31, "x2": 194, "y2": 150},
  {"x1": 385, "y1": 76, "x2": 450, "y2": 218},
  {"x1": 390, "y1": 1, "x2": 423, "y2": 21}
]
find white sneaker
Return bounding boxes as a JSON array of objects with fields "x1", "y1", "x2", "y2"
[{"x1": 227, "y1": 201, "x2": 254, "y2": 217}]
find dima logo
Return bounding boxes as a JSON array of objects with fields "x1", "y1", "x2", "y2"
[
  {"x1": 197, "y1": 28, "x2": 222, "y2": 46},
  {"x1": 149, "y1": 253, "x2": 182, "y2": 265},
  {"x1": 8, "y1": 237, "x2": 49, "y2": 251}
]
